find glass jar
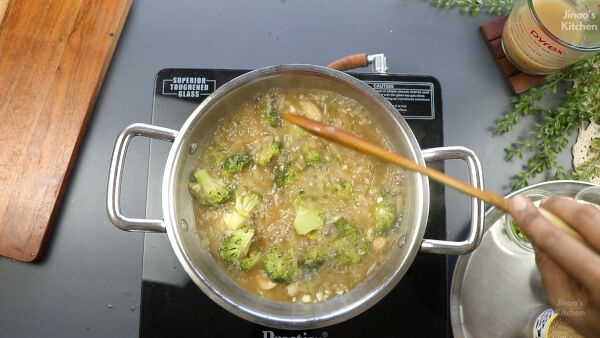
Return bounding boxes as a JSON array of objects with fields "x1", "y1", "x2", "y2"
[
  {"x1": 502, "y1": 0, "x2": 600, "y2": 74},
  {"x1": 574, "y1": 185, "x2": 600, "y2": 208},
  {"x1": 504, "y1": 189, "x2": 555, "y2": 252}
]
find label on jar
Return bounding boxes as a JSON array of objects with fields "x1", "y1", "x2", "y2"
[
  {"x1": 502, "y1": 0, "x2": 590, "y2": 73},
  {"x1": 533, "y1": 308, "x2": 558, "y2": 338}
]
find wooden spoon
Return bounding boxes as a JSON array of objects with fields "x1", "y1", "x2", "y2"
[{"x1": 281, "y1": 113, "x2": 585, "y2": 243}]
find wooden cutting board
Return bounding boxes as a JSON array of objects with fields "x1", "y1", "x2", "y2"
[{"x1": 0, "y1": 0, "x2": 132, "y2": 262}]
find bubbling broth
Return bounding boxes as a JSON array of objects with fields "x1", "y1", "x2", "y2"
[{"x1": 189, "y1": 88, "x2": 406, "y2": 303}]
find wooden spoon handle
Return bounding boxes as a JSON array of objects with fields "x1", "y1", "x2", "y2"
[
  {"x1": 282, "y1": 113, "x2": 510, "y2": 211},
  {"x1": 282, "y1": 113, "x2": 588, "y2": 245}
]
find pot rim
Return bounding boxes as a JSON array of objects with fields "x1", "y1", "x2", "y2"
[{"x1": 160, "y1": 64, "x2": 430, "y2": 328}]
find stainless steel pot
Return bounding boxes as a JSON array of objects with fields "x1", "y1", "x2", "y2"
[{"x1": 107, "y1": 65, "x2": 485, "y2": 329}]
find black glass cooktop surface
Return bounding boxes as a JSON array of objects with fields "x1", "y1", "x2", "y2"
[{"x1": 141, "y1": 68, "x2": 448, "y2": 338}]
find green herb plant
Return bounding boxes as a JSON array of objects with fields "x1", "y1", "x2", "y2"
[
  {"x1": 572, "y1": 136, "x2": 600, "y2": 180},
  {"x1": 430, "y1": 0, "x2": 513, "y2": 16},
  {"x1": 431, "y1": 1, "x2": 600, "y2": 187},
  {"x1": 495, "y1": 54, "x2": 600, "y2": 189}
]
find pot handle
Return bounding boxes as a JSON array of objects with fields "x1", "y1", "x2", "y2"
[
  {"x1": 419, "y1": 146, "x2": 484, "y2": 255},
  {"x1": 107, "y1": 123, "x2": 178, "y2": 233}
]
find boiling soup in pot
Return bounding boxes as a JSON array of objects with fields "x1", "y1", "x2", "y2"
[{"x1": 189, "y1": 88, "x2": 406, "y2": 303}]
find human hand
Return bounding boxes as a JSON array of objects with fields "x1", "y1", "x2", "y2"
[{"x1": 509, "y1": 196, "x2": 600, "y2": 337}]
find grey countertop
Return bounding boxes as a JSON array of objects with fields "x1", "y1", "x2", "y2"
[{"x1": 0, "y1": 0, "x2": 572, "y2": 337}]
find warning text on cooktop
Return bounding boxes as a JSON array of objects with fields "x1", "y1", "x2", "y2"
[{"x1": 365, "y1": 81, "x2": 435, "y2": 119}]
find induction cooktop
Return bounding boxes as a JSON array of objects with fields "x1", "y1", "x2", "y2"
[{"x1": 141, "y1": 68, "x2": 448, "y2": 338}]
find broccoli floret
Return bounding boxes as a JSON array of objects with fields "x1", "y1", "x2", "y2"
[
  {"x1": 299, "y1": 248, "x2": 327, "y2": 268},
  {"x1": 202, "y1": 148, "x2": 223, "y2": 164},
  {"x1": 240, "y1": 251, "x2": 261, "y2": 271},
  {"x1": 332, "y1": 218, "x2": 362, "y2": 240},
  {"x1": 287, "y1": 124, "x2": 310, "y2": 137},
  {"x1": 223, "y1": 154, "x2": 253, "y2": 177},
  {"x1": 294, "y1": 208, "x2": 323, "y2": 235},
  {"x1": 293, "y1": 195, "x2": 323, "y2": 235},
  {"x1": 220, "y1": 228, "x2": 254, "y2": 264},
  {"x1": 261, "y1": 96, "x2": 282, "y2": 128},
  {"x1": 340, "y1": 182, "x2": 353, "y2": 193},
  {"x1": 257, "y1": 141, "x2": 283, "y2": 166},
  {"x1": 202, "y1": 143, "x2": 229, "y2": 163},
  {"x1": 223, "y1": 212, "x2": 247, "y2": 232},
  {"x1": 330, "y1": 219, "x2": 368, "y2": 266},
  {"x1": 375, "y1": 198, "x2": 397, "y2": 235},
  {"x1": 273, "y1": 162, "x2": 295, "y2": 188},
  {"x1": 263, "y1": 249, "x2": 298, "y2": 282},
  {"x1": 304, "y1": 149, "x2": 323, "y2": 166},
  {"x1": 223, "y1": 190, "x2": 262, "y2": 230},
  {"x1": 189, "y1": 169, "x2": 232, "y2": 206},
  {"x1": 234, "y1": 190, "x2": 262, "y2": 217},
  {"x1": 217, "y1": 142, "x2": 229, "y2": 152},
  {"x1": 332, "y1": 237, "x2": 361, "y2": 265},
  {"x1": 324, "y1": 181, "x2": 354, "y2": 199}
]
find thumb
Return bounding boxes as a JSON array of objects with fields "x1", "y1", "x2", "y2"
[{"x1": 508, "y1": 195, "x2": 538, "y2": 230}]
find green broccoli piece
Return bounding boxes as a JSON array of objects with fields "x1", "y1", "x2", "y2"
[
  {"x1": 375, "y1": 198, "x2": 397, "y2": 235},
  {"x1": 220, "y1": 228, "x2": 254, "y2": 264},
  {"x1": 223, "y1": 154, "x2": 253, "y2": 177},
  {"x1": 299, "y1": 248, "x2": 327, "y2": 268},
  {"x1": 189, "y1": 169, "x2": 232, "y2": 206},
  {"x1": 223, "y1": 190, "x2": 262, "y2": 230},
  {"x1": 305, "y1": 149, "x2": 323, "y2": 166},
  {"x1": 240, "y1": 251, "x2": 261, "y2": 271},
  {"x1": 332, "y1": 218, "x2": 362, "y2": 240},
  {"x1": 217, "y1": 142, "x2": 229, "y2": 152},
  {"x1": 294, "y1": 208, "x2": 323, "y2": 235},
  {"x1": 293, "y1": 195, "x2": 323, "y2": 235},
  {"x1": 330, "y1": 219, "x2": 368, "y2": 266},
  {"x1": 332, "y1": 237, "x2": 361, "y2": 265},
  {"x1": 233, "y1": 190, "x2": 262, "y2": 217},
  {"x1": 324, "y1": 181, "x2": 354, "y2": 199},
  {"x1": 202, "y1": 143, "x2": 229, "y2": 163},
  {"x1": 263, "y1": 249, "x2": 299, "y2": 282},
  {"x1": 510, "y1": 220, "x2": 529, "y2": 242},
  {"x1": 273, "y1": 162, "x2": 295, "y2": 188},
  {"x1": 201, "y1": 148, "x2": 223, "y2": 164},
  {"x1": 340, "y1": 182, "x2": 353, "y2": 192},
  {"x1": 257, "y1": 141, "x2": 283, "y2": 166},
  {"x1": 287, "y1": 124, "x2": 310, "y2": 137},
  {"x1": 261, "y1": 96, "x2": 282, "y2": 128},
  {"x1": 223, "y1": 212, "x2": 247, "y2": 232}
]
